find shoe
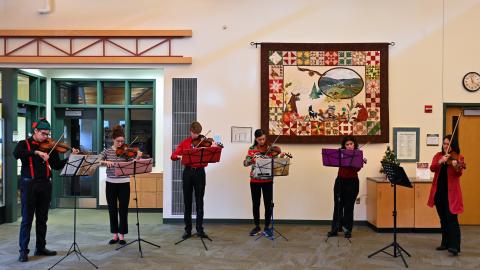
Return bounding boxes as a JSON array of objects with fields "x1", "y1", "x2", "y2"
[
  {"x1": 249, "y1": 226, "x2": 261, "y2": 236},
  {"x1": 327, "y1": 231, "x2": 338, "y2": 237},
  {"x1": 18, "y1": 251, "x2": 28, "y2": 262},
  {"x1": 436, "y1": 245, "x2": 447, "y2": 251},
  {"x1": 264, "y1": 228, "x2": 274, "y2": 238},
  {"x1": 119, "y1": 240, "x2": 126, "y2": 245},
  {"x1": 182, "y1": 231, "x2": 192, "y2": 240},
  {"x1": 109, "y1": 238, "x2": 119, "y2": 245},
  {"x1": 34, "y1": 247, "x2": 57, "y2": 256},
  {"x1": 344, "y1": 231, "x2": 352, "y2": 239},
  {"x1": 197, "y1": 231, "x2": 209, "y2": 238},
  {"x1": 448, "y1": 248, "x2": 459, "y2": 256}
]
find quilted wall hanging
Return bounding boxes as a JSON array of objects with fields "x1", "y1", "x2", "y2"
[{"x1": 261, "y1": 43, "x2": 389, "y2": 144}]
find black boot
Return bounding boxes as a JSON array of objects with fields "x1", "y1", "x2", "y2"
[
  {"x1": 18, "y1": 251, "x2": 28, "y2": 262},
  {"x1": 34, "y1": 247, "x2": 57, "y2": 256},
  {"x1": 182, "y1": 231, "x2": 192, "y2": 240}
]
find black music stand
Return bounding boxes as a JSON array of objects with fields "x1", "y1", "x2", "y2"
[
  {"x1": 49, "y1": 155, "x2": 102, "y2": 270},
  {"x1": 252, "y1": 158, "x2": 289, "y2": 245},
  {"x1": 368, "y1": 162, "x2": 412, "y2": 268},
  {"x1": 114, "y1": 159, "x2": 160, "y2": 257},
  {"x1": 175, "y1": 147, "x2": 222, "y2": 251}
]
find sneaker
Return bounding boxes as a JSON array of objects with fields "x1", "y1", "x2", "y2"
[
  {"x1": 34, "y1": 247, "x2": 57, "y2": 256},
  {"x1": 182, "y1": 231, "x2": 192, "y2": 240},
  {"x1": 18, "y1": 251, "x2": 28, "y2": 262},
  {"x1": 249, "y1": 226, "x2": 261, "y2": 236},
  {"x1": 327, "y1": 231, "x2": 338, "y2": 237},
  {"x1": 264, "y1": 228, "x2": 274, "y2": 238}
]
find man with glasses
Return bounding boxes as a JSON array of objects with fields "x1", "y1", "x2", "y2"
[{"x1": 13, "y1": 118, "x2": 79, "y2": 262}]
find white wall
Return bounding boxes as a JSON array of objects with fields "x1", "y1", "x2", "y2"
[{"x1": 3, "y1": 0, "x2": 480, "y2": 220}]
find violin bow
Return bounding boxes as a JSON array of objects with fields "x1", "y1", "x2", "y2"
[
  {"x1": 194, "y1": 130, "x2": 212, "y2": 148},
  {"x1": 446, "y1": 114, "x2": 461, "y2": 154},
  {"x1": 359, "y1": 141, "x2": 370, "y2": 149},
  {"x1": 264, "y1": 133, "x2": 281, "y2": 156},
  {"x1": 130, "y1": 136, "x2": 139, "y2": 145},
  {"x1": 47, "y1": 131, "x2": 66, "y2": 156}
]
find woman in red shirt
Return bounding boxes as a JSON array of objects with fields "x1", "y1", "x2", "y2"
[
  {"x1": 427, "y1": 135, "x2": 464, "y2": 256},
  {"x1": 327, "y1": 135, "x2": 363, "y2": 239}
]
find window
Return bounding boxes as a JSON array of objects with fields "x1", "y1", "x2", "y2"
[
  {"x1": 103, "y1": 81, "x2": 125, "y2": 105},
  {"x1": 103, "y1": 109, "x2": 125, "y2": 149},
  {"x1": 17, "y1": 74, "x2": 30, "y2": 101},
  {"x1": 131, "y1": 82, "x2": 153, "y2": 105},
  {"x1": 57, "y1": 81, "x2": 97, "y2": 104},
  {"x1": 130, "y1": 109, "x2": 153, "y2": 157}
]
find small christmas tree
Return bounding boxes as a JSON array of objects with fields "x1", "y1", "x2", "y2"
[{"x1": 380, "y1": 145, "x2": 400, "y2": 173}]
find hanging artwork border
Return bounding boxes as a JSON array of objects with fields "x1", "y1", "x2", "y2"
[{"x1": 260, "y1": 43, "x2": 389, "y2": 143}]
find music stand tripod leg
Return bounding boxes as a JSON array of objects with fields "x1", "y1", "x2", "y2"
[
  {"x1": 116, "y1": 164, "x2": 161, "y2": 257},
  {"x1": 49, "y1": 171, "x2": 98, "y2": 269}
]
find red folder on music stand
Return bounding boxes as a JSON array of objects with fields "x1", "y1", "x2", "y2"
[
  {"x1": 114, "y1": 158, "x2": 153, "y2": 176},
  {"x1": 181, "y1": 147, "x2": 222, "y2": 166}
]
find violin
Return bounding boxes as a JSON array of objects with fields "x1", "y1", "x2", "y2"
[
  {"x1": 116, "y1": 144, "x2": 140, "y2": 158},
  {"x1": 256, "y1": 143, "x2": 293, "y2": 158},
  {"x1": 446, "y1": 151, "x2": 466, "y2": 170},
  {"x1": 38, "y1": 138, "x2": 72, "y2": 153},
  {"x1": 191, "y1": 134, "x2": 224, "y2": 148}
]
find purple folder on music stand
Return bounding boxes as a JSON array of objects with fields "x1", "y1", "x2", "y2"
[
  {"x1": 322, "y1": 148, "x2": 364, "y2": 169},
  {"x1": 114, "y1": 158, "x2": 153, "y2": 176}
]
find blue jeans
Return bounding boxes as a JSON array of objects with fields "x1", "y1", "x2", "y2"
[{"x1": 19, "y1": 178, "x2": 52, "y2": 253}]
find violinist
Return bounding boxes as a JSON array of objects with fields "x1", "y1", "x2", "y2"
[
  {"x1": 171, "y1": 121, "x2": 215, "y2": 239},
  {"x1": 13, "y1": 118, "x2": 79, "y2": 262},
  {"x1": 243, "y1": 129, "x2": 281, "y2": 238},
  {"x1": 327, "y1": 135, "x2": 363, "y2": 239},
  {"x1": 100, "y1": 125, "x2": 142, "y2": 246},
  {"x1": 427, "y1": 135, "x2": 464, "y2": 256}
]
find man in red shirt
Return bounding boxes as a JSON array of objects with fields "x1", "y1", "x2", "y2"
[{"x1": 171, "y1": 121, "x2": 208, "y2": 239}]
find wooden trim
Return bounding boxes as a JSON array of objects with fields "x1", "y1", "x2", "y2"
[
  {"x1": 0, "y1": 56, "x2": 192, "y2": 64},
  {"x1": 0, "y1": 30, "x2": 192, "y2": 37}
]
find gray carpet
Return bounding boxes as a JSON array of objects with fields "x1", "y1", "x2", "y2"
[{"x1": 0, "y1": 209, "x2": 479, "y2": 269}]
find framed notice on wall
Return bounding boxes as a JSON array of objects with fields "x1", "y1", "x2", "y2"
[{"x1": 393, "y1": 127, "x2": 420, "y2": 162}]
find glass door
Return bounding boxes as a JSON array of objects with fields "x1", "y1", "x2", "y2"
[{"x1": 56, "y1": 109, "x2": 98, "y2": 208}]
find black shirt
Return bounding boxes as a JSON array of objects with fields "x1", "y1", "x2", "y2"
[
  {"x1": 13, "y1": 137, "x2": 67, "y2": 180},
  {"x1": 435, "y1": 164, "x2": 448, "y2": 203}
]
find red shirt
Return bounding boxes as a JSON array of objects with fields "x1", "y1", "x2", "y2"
[
  {"x1": 171, "y1": 137, "x2": 208, "y2": 168},
  {"x1": 338, "y1": 167, "x2": 360, "y2": 179}
]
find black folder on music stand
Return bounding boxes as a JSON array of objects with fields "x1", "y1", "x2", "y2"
[
  {"x1": 114, "y1": 158, "x2": 160, "y2": 257},
  {"x1": 50, "y1": 155, "x2": 101, "y2": 270},
  {"x1": 368, "y1": 162, "x2": 412, "y2": 268}
]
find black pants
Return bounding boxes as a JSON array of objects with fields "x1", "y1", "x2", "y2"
[
  {"x1": 19, "y1": 178, "x2": 52, "y2": 253},
  {"x1": 106, "y1": 181, "x2": 130, "y2": 234},
  {"x1": 182, "y1": 167, "x2": 206, "y2": 233},
  {"x1": 435, "y1": 195, "x2": 461, "y2": 251},
  {"x1": 250, "y1": 181, "x2": 273, "y2": 229},
  {"x1": 331, "y1": 177, "x2": 359, "y2": 232}
]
